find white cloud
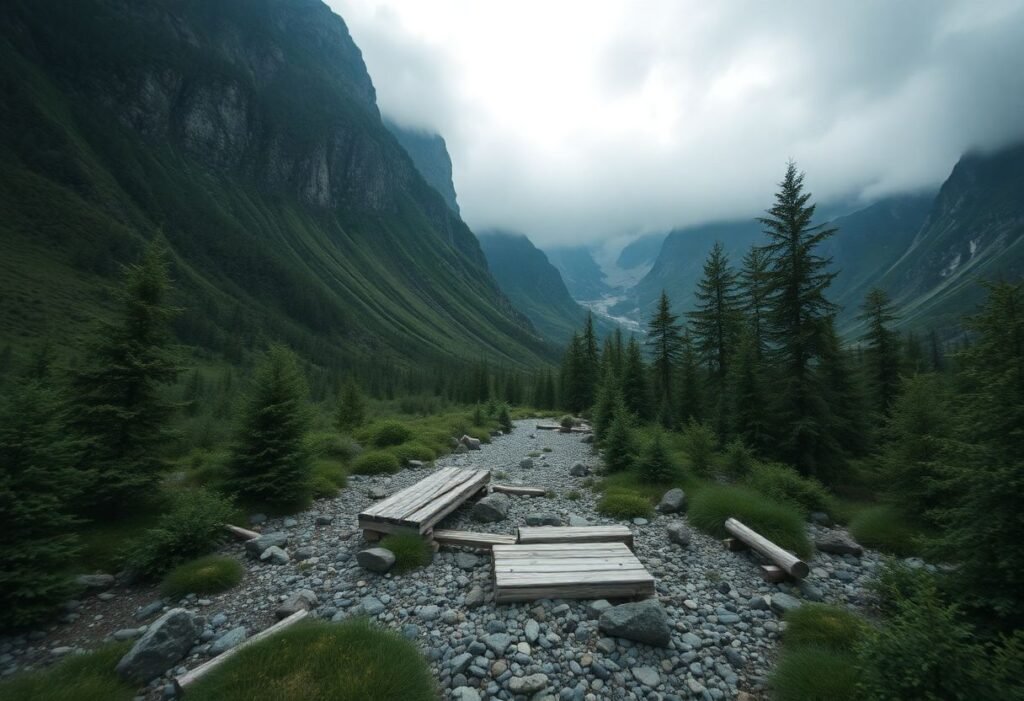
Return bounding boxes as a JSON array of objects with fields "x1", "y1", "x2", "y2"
[{"x1": 329, "y1": 0, "x2": 1024, "y2": 246}]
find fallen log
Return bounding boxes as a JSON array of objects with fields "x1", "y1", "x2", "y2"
[
  {"x1": 225, "y1": 524, "x2": 260, "y2": 541},
  {"x1": 724, "y1": 517, "x2": 809, "y2": 579},
  {"x1": 175, "y1": 609, "x2": 308, "y2": 692},
  {"x1": 490, "y1": 484, "x2": 547, "y2": 497}
]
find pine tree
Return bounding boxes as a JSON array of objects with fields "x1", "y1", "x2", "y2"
[
  {"x1": 67, "y1": 243, "x2": 181, "y2": 515},
  {"x1": 602, "y1": 401, "x2": 636, "y2": 473},
  {"x1": 620, "y1": 336, "x2": 650, "y2": 419},
  {"x1": 928, "y1": 329, "x2": 945, "y2": 372},
  {"x1": 335, "y1": 375, "x2": 366, "y2": 432},
  {"x1": 758, "y1": 161, "x2": 838, "y2": 475},
  {"x1": 739, "y1": 246, "x2": 771, "y2": 359},
  {"x1": 580, "y1": 312, "x2": 600, "y2": 408},
  {"x1": 497, "y1": 403, "x2": 513, "y2": 433},
  {"x1": 817, "y1": 319, "x2": 865, "y2": 471},
  {"x1": 227, "y1": 346, "x2": 312, "y2": 508},
  {"x1": 591, "y1": 368, "x2": 621, "y2": 445},
  {"x1": 728, "y1": 329, "x2": 770, "y2": 455},
  {"x1": 904, "y1": 330, "x2": 924, "y2": 373},
  {"x1": 0, "y1": 379, "x2": 81, "y2": 628},
  {"x1": 859, "y1": 288, "x2": 902, "y2": 416},
  {"x1": 677, "y1": 332, "x2": 704, "y2": 425},
  {"x1": 688, "y1": 241, "x2": 741, "y2": 382},
  {"x1": 638, "y1": 430, "x2": 676, "y2": 483},
  {"x1": 645, "y1": 291, "x2": 684, "y2": 407},
  {"x1": 560, "y1": 333, "x2": 590, "y2": 413}
]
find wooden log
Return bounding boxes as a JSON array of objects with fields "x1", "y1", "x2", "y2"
[
  {"x1": 225, "y1": 524, "x2": 260, "y2": 541},
  {"x1": 760, "y1": 565, "x2": 787, "y2": 583},
  {"x1": 175, "y1": 609, "x2": 308, "y2": 692},
  {"x1": 723, "y1": 537, "x2": 748, "y2": 552},
  {"x1": 491, "y1": 484, "x2": 547, "y2": 497},
  {"x1": 725, "y1": 518, "x2": 809, "y2": 579}
]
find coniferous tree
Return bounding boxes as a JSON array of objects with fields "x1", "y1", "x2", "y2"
[
  {"x1": 580, "y1": 312, "x2": 600, "y2": 408},
  {"x1": 859, "y1": 288, "x2": 902, "y2": 416},
  {"x1": 688, "y1": 241, "x2": 741, "y2": 382},
  {"x1": 728, "y1": 329, "x2": 770, "y2": 455},
  {"x1": 818, "y1": 319, "x2": 866, "y2": 469},
  {"x1": 560, "y1": 333, "x2": 590, "y2": 413},
  {"x1": 335, "y1": 375, "x2": 366, "y2": 432},
  {"x1": 904, "y1": 330, "x2": 924, "y2": 373},
  {"x1": 739, "y1": 246, "x2": 771, "y2": 359},
  {"x1": 227, "y1": 345, "x2": 312, "y2": 507},
  {"x1": 620, "y1": 336, "x2": 650, "y2": 419},
  {"x1": 497, "y1": 403, "x2": 513, "y2": 433},
  {"x1": 602, "y1": 400, "x2": 636, "y2": 473},
  {"x1": 646, "y1": 291, "x2": 684, "y2": 410},
  {"x1": 758, "y1": 161, "x2": 838, "y2": 475},
  {"x1": 67, "y1": 243, "x2": 181, "y2": 515},
  {"x1": 928, "y1": 329, "x2": 945, "y2": 372},
  {"x1": 677, "y1": 332, "x2": 703, "y2": 425},
  {"x1": 638, "y1": 430, "x2": 676, "y2": 483},
  {"x1": 0, "y1": 379, "x2": 81, "y2": 629},
  {"x1": 591, "y1": 368, "x2": 621, "y2": 445}
]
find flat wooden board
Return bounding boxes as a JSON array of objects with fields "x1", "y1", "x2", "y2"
[
  {"x1": 491, "y1": 484, "x2": 546, "y2": 497},
  {"x1": 517, "y1": 525, "x2": 634, "y2": 547},
  {"x1": 433, "y1": 528, "x2": 517, "y2": 549},
  {"x1": 493, "y1": 542, "x2": 655, "y2": 603},
  {"x1": 358, "y1": 468, "x2": 490, "y2": 533}
]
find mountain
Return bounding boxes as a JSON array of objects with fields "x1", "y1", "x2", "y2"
[
  {"x1": 478, "y1": 231, "x2": 597, "y2": 344},
  {"x1": 545, "y1": 246, "x2": 612, "y2": 301},
  {"x1": 616, "y1": 232, "x2": 667, "y2": 270},
  {"x1": 384, "y1": 119, "x2": 460, "y2": 214},
  {"x1": 0, "y1": 0, "x2": 551, "y2": 371}
]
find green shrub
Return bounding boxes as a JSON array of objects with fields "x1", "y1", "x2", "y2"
[
  {"x1": 351, "y1": 450, "x2": 401, "y2": 475},
  {"x1": 869, "y1": 561, "x2": 937, "y2": 618},
  {"x1": 310, "y1": 459, "x2": 347, "y2": 499},
  {"x1": 185, "y1": 620, "x2": 437, "y2": 701},
  {"x1": 161, "y1": 555, "x2": 244, "y2": 599},
  {"x1": 747, "y1": 462, "x2": 835, "y2": 515},
  {"x1": 127, "y1": 488, "x2": 235, "y2": 578},
  {"x1": 0, "y1": 642, "x2": 134, "y2": 701},
  {"x1": 559, "y1": 414, "x2": 574, "y2": 429},
  {"x1": 370, "y1": 420, "x2": 414, "y2": 447},
  {"x1": 721, "y1": 439, "x2": 755, "y2": 479},
  {"x1": 849, "y1": 505, "x2": 918, "y2": 556},
  {"x1": 305, "y1": 432, "x2": 358, "y2": 462},
  {"x1": 527, "y1": 451, "x2": 541, "y2": 458},
  {"x1": 688, "y1": 484, "x2": 811, "y2": 558},
  {"x1": 603, "y1": 410, "x2": 636, "y2": 472},
  {"x1": 597, "y1": 491, "x2": 654, "y2": 519},
  {"x1": 771, "y1": 647, "x2": 859, "y2": 701},
  {"x1": 497, "y1": 404, "x2": 512, "y2": 433},
  {"x1": 783, "y1": 604, "x2": 868, "y2": 651},
  {"x1": 379, "y1": 534, "x2": 433, "y2": 573},
  {"x1": 542, "y1": 447, "x2": 553, "y2": 453},
  {"x1": 681, "y1": 420, "x2": 716, "y2": 476},
  {"x1": 566, "y1": 490, "x2": 581, "y2": 501},
  {"x1": 637, "y1": 431, "x2": 678, "y2": 483},
  {"x1": 387, "y1": 442, "x2": 436, "y2": 464}
]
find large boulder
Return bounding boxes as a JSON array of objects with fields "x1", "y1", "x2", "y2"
[
  {"x1": 666, "y1": 521, "x2": 691, "y2": 546},
  {"x1": 115, "y1": 608, "x2": 198, "y2": 683},
  {"x1": 260, "y1": 546, "x2": 290, "y2": 565},
  {"x1": 275, "y1": 589, "x2": 318, "y2": 619},
  {"x1": 460, "y1": 435, "x2": 482, "y2": 450},
  {"x1": 75, "y1": 574, "x2": 115, "y2": 591},
  {"x1": 656, "y1": 488, "x2": 686, "y2": 514},
  {"x1": 244, "y1": 532, "x2": 289, "y2": 558},
  {"x1": 472, "y1": 493, "x2": 510, "y2": 523},
  {"x1": 209, "y1": 626, "x2": 247, "y2": 655},
  {"x1": 356, "y1": 547, "x2": 396, "y2": 573},
  {"x1": 770, "y1": 593, "x2": 802, "y2": 615},
  {"x1": 815, "y1": 530, "x2": 864, "y2": 556},
  {"x1": 519, "y1": 458, "x2": 534, "y2": 469},
  {"x1": 598, "y1": 599, "x2": 671, "y2": 647},
  {"x1": 569, "y1": 462, "x2": 590, "y2": 477}
]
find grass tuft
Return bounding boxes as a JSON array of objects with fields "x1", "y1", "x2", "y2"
[
  {"x1": 160, "y1": 555, "x2": 244, "y2": 599},
  {"x1": 597, "y1": 491, "x2": 654, "y2": 519},
  {"x1": 368, "y1": 420, "x2": 414, "y2": 447},
  {"x1": 310, "y1": 459, "x2": 347, "y2": 498},
  {"x1": 848, "y1": 504, "x2": 919, "y2": 556},
  {"x1": 688, "y1": 484, "x2": 811, "y2": 558},
  {"x1": 770, "y1": 646, "x2": 859, "y2": 701},
  {"x1": 0, "y1": 643, "x2": 134, "y2": 701},
  {"x1": 185, "y1": 619, "x2": 437, "y2": 701},
  {"x1": 379, "y1": 533, "x2": 433, "y2": 573},
  {"x1": 387, "y1": 442, "x2": 435, "y2": 464},
  {"x1": 746, "y1": 463, "x2": 836, "y2": 516},
  {"x1": 783, "y1": 604, "x2": 868, "y2": 651},
  {"x1": 351, "y1": 450, "x2": 401, "y2": 475}
]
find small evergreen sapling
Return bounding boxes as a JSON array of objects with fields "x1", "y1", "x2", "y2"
[
  {"x1": 334, "y1": 376, "x2": 366, "y2": 432},
  {"x1": 602, "y1": 403, "x2": 635, "y2": 473},
  {"x1": 638, "y1": 431, "x2": 676, "y2": 483}
]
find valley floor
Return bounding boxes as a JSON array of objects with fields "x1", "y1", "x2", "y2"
[{"x1": 1, "y1": 420, "x2": 886, "y2": 700}]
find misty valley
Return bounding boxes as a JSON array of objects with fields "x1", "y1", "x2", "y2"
[{"x1": 0, "y1": 2, "x2": 1022, "y2": 701}]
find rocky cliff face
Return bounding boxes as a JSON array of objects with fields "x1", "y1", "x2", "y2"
[{"x1": 385, "y1": 120, "x2": 461, "y2": 215}]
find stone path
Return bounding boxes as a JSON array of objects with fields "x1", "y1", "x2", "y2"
[{"x1": 0, "y1": 419, "x2": 885, "y2": 700}]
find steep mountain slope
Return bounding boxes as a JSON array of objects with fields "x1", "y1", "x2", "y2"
[
  {"x1": 0, "y1": 0, "x2": 550, "y2": 370},
  {"x1": 616, "y1": 232, "x2": 667, "y2": 270},
  {"x1": 384, "y1": 119, "x2": 460, "y2": 215},
  {"x1": 544, "y1": 246, "x2": 612, "y2": 301},
  {"x1": 478, "y1": 231, "x2": 595, "y2": 344}
]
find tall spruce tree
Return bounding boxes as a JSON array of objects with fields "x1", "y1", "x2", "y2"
[
  {"x1": 688, "y1": 241, "x2": 741, "y2": 382},
  {"x1": 645, "y1": 291, "x2": 684, "y2": 408},
  {"x1": 638, "y1": 430, "x2": 676, "y2": 483},
  {"x1": 67, "y1": 243, "x2": 181, "y2": 515},
  {"x1": 739, "y1": 246, "x2": 771, "y2": 360},
  {"x1": 580, "y1": 312, "x2": 600, "y2": 408},
  {"x1": 227, "y1": 345, "x2": 312, "y2": 508},
  {"x1": 0, "y1": 379, "x2": 81, "y2": 628},
  {"x1": 677, "y1": 331, "x2": 704, "y2": 425},
  {"x1": 758, "y1": 162, "x2": 838, "y2": 475},
  {"x1": 859, "y1": 288, "x2": 902, "y2": 416},
  {"x1": 561, "y1": 333, "x2": 590, "y2": 413},
  {"x1": 591, "y1": 369, "x2": 622, "y2": 446},
  {"x1": 728, "y1": 329, "x2": 770, "y2": 455},
  {"x1": 602, "y1": 399, "x2": 636, "y2": 473},
  {"x1": 620, "y1": 336, "x2": 650, "y2": 419},
  {"x1": 818, "y1": 318, "x2": 866, "y2": 469}
]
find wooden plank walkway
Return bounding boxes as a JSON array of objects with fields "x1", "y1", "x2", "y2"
[
  {"x1": 433, "y1": 529, "x2": 517, "y2": 550},
  {"x1": 492, "y1": 542, "x2": 655, "y2": 603},
  {"x1": 517, "y1": 525, "x2": 634, "y2": 549},
  {"x1": 358, "y1": 467, "x2": 490, "y2": 536}
]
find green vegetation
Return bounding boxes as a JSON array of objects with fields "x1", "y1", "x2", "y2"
[
  {"x1": 637, "y1": 430, "x2": 678, "y2": 483},
  {"x1": 352, "y1": 450, "x2": 401, "y2": 475},
  {"x1": 379, "y1": 534, "x2": 433, "y2": 573},
  {"x1": 310, "y1": 459, "x2": 348, "y2": 499},
  {"x1": 186, "y1": 620, "x2": 436, "y2": 701},
  {"x1": 745, "y1": 462, "x2": 835, "y2": 516},
  {"x1": 161, "y1": 555, "x2": 244, "y2": 599},
  {"x1": 368, "y1": 420, "x2": 414, "y2": 447},
  {"x1": 771, "y1": 647, "x2": 859, "y2": 701},
  {"x1": 782, "y1": 604, "x2": 867, "y2": 651},
  {"x1": 0, "y1": 643, "x2": 133, "y2": 701},
  {"x1": 334, "y1": 376, "x2": 366, "y2": 431},
  {"x1": 387, "y1": 442, "x2": 435, "y2": 464},
  {"x1": 680, "y1": 420, "x2": 716, "y2": 476},
  {"x1": 602, "y1": 404, "x2": 636, "y2": 473},
  {"x1": 597, "y1": 491, "x2": 654, "y2": 520},
  {"x1": 688, "y1": 484, "x2": 810, "y2": 558},
  {"x1": 848, "y1": 505, "x2": 919, "y2": 556}
]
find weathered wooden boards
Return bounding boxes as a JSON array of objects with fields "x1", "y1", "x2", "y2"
[
  {"x1": 534, "y1": 423, "x2": 593, "y2": 433},
  {"x1": 492, "y1": 542, "x2": 655, "y2": 603},
  {"x1": 517, "y1": 525, "x2": 634, "y2": 549},
  {"x1": 724, "y1": 517, "x2": 809, "y2": 579},
  {"x1": 433, "y1": 529, "x2": 517, "y2": 550},
  {"x1": 491, "y1": 484, "x2": 546, "y2": 497},
  {"x1": 174, "y1": 610, "x2": 308, "y2": 692},
  {"x1": 358, "y1": 467, "x2": 490, "y2": 537}
]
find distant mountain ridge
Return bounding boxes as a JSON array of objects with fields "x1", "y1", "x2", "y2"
[{"x1": 384, "y1": 119, "x2": 461, "y2": 215}]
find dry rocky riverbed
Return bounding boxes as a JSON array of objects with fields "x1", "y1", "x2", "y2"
[{"x1": 0, "y1": 419, "x2": 888, "y2": 700}]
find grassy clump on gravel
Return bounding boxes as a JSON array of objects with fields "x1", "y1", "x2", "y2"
[
  {"x1": 351, "y1": 450, "x2": 401, "y2": 475},
  {"x1": 687, "y1": 484, "x2": 811, "y2": 557},
  {"x1": 770, "y1": 647, "x2": 859, "y2": 701},
  {"x1": 597, "y1": 490, "x2": 654, "y2": 519},
  {"x1": 160, "y1": 555, "x2": 244, "y2": 599},
  {"x1": 783, "y1": 604, "x2": 868, "y2": 651},
  {"x1": 0, "y1": 643, "x2": 133, "y2": 701},
  {"x1": 848, "y1": 504, "x2": 920, "y2": 556},
  {"x1": 379, "y1": 533, "x2": 433, "y2": 572}
]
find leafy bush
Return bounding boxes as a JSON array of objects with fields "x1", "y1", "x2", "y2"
[
  {"x1": 185, "y1": 620, "x2": 437, "y2": 701},
  {"x1": 783, "y1": 604, "x2": 867, "y2": 651},
  {"x1": 161, "y1": 555, "x2": 243, "y2": 599},
  {"x1": 351, "y1": 450, "x2": 401, "y2": 476},
  {"x1": 379, "y1": 534, "x2": 433, "y2": 573},
  {"x1": 127, "y1": 488, "x2": 235, "y2": 578},
  {"x1": 304, "y1": 432, "x2": 358, "y2": 462},
  {"x1": 771, "y1": 647, "x2": 859, "y2": 701},
  {"x1": 310, "y1": 459, "x2": 347, "y2": 499},
  {"x1": 597, "y1": 491, "x2": 654, "y2": 519},
  {"x1": 0, "y1": 642, "x2": 134, "y2": 701},
  {"x1": 369, "y1": 420, "x2": 414, "y2": 447},
  {"x1": 559, "y1": 414, "x2": 574, "y2": 429},
  {"x1": 721, "y1": 439, "x2": 755, "y2": 479},
  {"x1": 387, "y1": 442, "x2": 436, "y2": 464},
  {"x1": 746, "y1": 462, "x2": 835, "y2": 515},
  {"x1": 849, "y1": 505, "x2": 918, "y2": 556},
  {"x1": 681, "y1": 420, "x2": 716, "y2": 476},
  {"x1": 688, "y1": 484, "x2": 811, "y2": 557}
]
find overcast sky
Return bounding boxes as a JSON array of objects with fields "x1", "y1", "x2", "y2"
[{"x1": 329, "y1": 0, "x2": 1024, "y2": 247}]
